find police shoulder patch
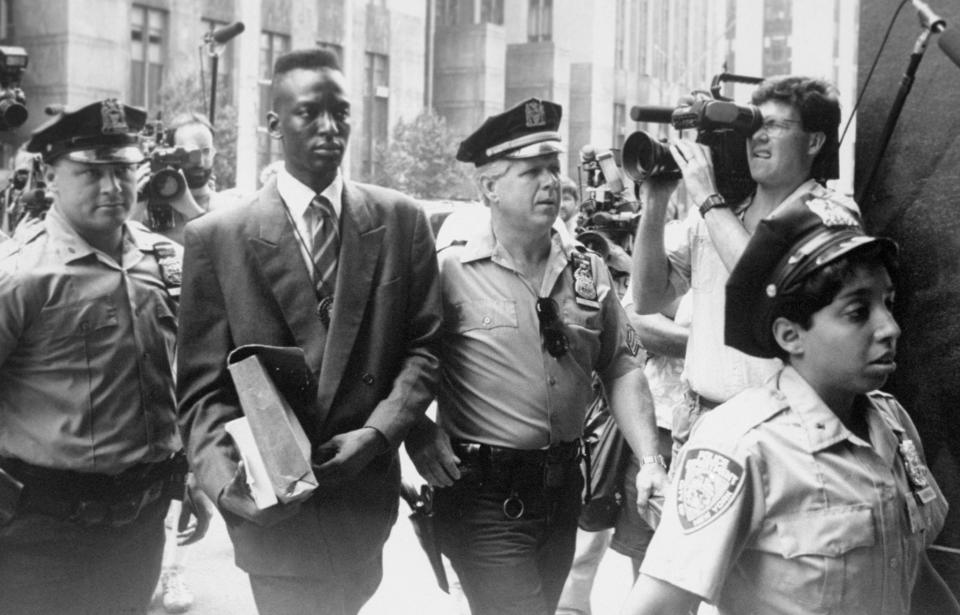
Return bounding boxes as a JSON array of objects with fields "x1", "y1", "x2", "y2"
[{"x1": 676, "y1": 448, "x2": 745, "y2": 533}]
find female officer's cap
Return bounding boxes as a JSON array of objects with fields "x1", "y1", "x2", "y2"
[{"x1": 725, "y1": 195, "x2": 898, "y2": 358}]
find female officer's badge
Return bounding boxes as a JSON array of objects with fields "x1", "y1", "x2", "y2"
[
  {"x1": 676, "y1": 448, "x2": 744, "y2": 533},
  {"x1": 898, "y1": 437, "x2": 937, "y2": 504}
]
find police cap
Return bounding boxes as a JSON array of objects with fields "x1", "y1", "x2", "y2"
[
  {"x1": 457, "y1": 98, "x2": 564, "y2": 167},
  {"x1": 725, "y1": 196, "x2": 897, "y2": 358},
  {"x1": 25, "y1": 98, "x2": 146, "y2": 164}
]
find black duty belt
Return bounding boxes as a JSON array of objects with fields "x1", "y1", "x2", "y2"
[
  {"x1": 448, "y1": 440, "x2": 581, "y2": 520},
  {"x1": 451, "y1": 440, "x2": 580, "y2": 469},
  {"x1": 0, "y1": 453, "x2": 186, "y2": 527}
]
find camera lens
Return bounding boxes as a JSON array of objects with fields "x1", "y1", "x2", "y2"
[
  {"x1": 621, "y1": 131, "x2": 681, "y2": 182},
  {"x1": 148, "y1": 168, "x2": 186, "y2": 200},
  {"x1": 0, "y1": 98, "x2": 27, "y2": 130}
]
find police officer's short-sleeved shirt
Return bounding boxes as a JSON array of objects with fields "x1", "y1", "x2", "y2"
[
  {"x1": 435, "y1": 221, "x2": 644, "y2": 450},
  {"x1": 0, "y1": 207, "x2": 181, "y2": 474},
  {"x1": 641, "y1": 366, "x2": 947, "y2": 615}
]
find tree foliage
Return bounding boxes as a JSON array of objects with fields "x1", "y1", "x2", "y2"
[
  {"x1": 374, "y1": 110, "x2": 474, "y2": 200},
  {"x1": 155, "y1": 73, "x2": 238, "y2": 191}
]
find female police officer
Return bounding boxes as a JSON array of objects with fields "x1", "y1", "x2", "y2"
[{"x1": 622, "y1": 195, "x2": 956, "y2": 614}]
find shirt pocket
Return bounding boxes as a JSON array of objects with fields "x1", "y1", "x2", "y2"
[
  {"x1": 33, "y1": 299, "x2": 119, "y2": 342},
  {"x1": 24, "y1": 298, "x2": 120, "y2": 367},
  {"x1": 448, "y1": 299, "x2": 518, "y2": 334},
  {"x1": 755, "y1": 505, "x2": 876, "y2": 611}
]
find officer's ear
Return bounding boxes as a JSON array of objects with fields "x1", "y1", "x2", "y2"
[
  {"x1": 772, "y1": 316, "x2": 804, "y2": 358},
  {"x1": 478, "y1": 174, "x2": 499, "y2": 206},
  {"x1": 267, "y1": 111, "x2": 282, "y2": 139},
  {"x1": 806, "y1": 131, "x2": 826, "y2": 159}
]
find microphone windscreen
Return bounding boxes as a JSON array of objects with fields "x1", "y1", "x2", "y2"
[
  {"x1": 211, "y1": 21, "x2": 245, "y2": 44},
  {"x1": 629, "y1": 106, "x2": 674, "y2": 123},
  {"x1": 938, "y1": 27, "x2": 960, "y2": 69}
]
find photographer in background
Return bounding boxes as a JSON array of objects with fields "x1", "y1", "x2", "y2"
[
  {"x1": 135, "y1": 111, "x2": 238, "y2": 244},
  {"x1": 632, "y1": 75, "x2": 858, "y2": 454}
]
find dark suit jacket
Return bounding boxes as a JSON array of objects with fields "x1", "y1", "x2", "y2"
[{"x1": 176, "y1": 177, "x2": 442, "y2": 577}]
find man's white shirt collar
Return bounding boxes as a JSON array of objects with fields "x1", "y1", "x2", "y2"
[{"x1": 277, "y1": 166, "x2": 344, "y2": 221}]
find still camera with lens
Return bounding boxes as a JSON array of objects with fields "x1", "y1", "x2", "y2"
[
  {"x1": 576, "y1": 145, "x2": 639, "y2": 239},
  {"x1": 0, "y1": 46, "x2": 28, "y2": 131},
  {"x1": 139, "y1": 118, "x2": 202, "y2": 230}
]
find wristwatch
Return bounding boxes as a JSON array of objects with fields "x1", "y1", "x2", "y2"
[
  {"x1": 639, "y1": 454, "x2": 667, "y2": 469},
  {"x1": 698, "y1": 193, "x2": 727, "y2": 217}
]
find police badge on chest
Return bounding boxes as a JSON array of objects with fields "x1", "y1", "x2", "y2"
[{"x1": 569, "y1": 251, "x2": 600, "y2": 309}]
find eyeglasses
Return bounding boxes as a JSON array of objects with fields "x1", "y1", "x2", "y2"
[
  {"x1": 535, "y1": 297, "x2": 569, "y2": 358},
  {"x1": 757, "y1": 118, "x2": 802, "y2": 138}
]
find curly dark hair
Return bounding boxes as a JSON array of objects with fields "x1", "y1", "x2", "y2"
[{"x1": 752, "y1": 75, "x2": 841, "y2": 182}]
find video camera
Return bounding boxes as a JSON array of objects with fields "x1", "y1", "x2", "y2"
[
  {"x1": 576, "y1": 145, "x2": 639, "y2": 240},
  {"x1": 139, "y1": 117, "x2": 202, "y2": 231},
  {"x1": 0, "y1": 46, "x2": 28, "y2": 131},
  {"x1": 622, "y1": 72, "x2": 764, "y2": 205}
]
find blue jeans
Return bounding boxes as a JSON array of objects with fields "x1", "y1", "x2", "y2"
[{"x1": 435, "y1": 442, "x2": 582, "y2": 615}]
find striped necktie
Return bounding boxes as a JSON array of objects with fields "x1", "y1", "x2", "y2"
[{"x1": 308, "y1": 194, "x2": 340, "y2": 298}]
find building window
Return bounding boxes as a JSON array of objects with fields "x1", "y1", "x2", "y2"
[
  {"x1": 437, "y1": 0, "x2": 460, "y2": 26},
  {"x1": 637, "y1": 0, "x2": 648, "y2": 73},
  {"x1": 0, "y1": 0, "x2": 12, "y2": 41},
  {"x1": 762, "y1": 0, "x2": 792, "y2": 76},
  {"x1": 363, "y1": 52, "x2": 389, "y2": 179},
  {"x1": 615, "y1": 0, "x2": 626, "y2": 69},
  {"x1": 482, "y1": 0, "x2": 504, "y2": 25},
  {"x1": 257, "y1": 31, "x2": 291, "y2": 176},
  {"x1": 130, "y1": 5, "x2": 167, "y2": 110},
  {"x1": 613, "y1": 103, "x2": 627, "y2": 149},
  {"x1": 527, "y1": 0, "x2": 552, "y2": 42},
  {"x1": 202, "y1": 18, "x2": 234, "y2": 105}
]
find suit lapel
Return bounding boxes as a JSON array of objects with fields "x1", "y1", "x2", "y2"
[
  {"x1": 316, "y1": 183, "x2": 384, "y2": 414},
  {"x1": 248, "y1": 179, "x2": 329, "y2": 377}
]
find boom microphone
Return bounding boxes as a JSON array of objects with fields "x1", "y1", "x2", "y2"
[
  {"x1": 629, "y1": 105, "x2": 674, "y2": 124},
  {"x1": 210, "y1": 21, "x2": 245, "y2": 44},
  {"x1": 912, "y1": 0, "x2": 946, "y2": 32},
  {"x1": 938, "y1": 27, "x2": 960, "y2": 68}
]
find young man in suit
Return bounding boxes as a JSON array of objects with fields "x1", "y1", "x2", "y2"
[{"x1": 176, "y1": 48, "x2": 442, "y2": 615}]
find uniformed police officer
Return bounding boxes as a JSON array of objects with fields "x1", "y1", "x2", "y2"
[
  {"x1": 623, "y1": 196, "x2": 957, "y2": 614},
  {"x1": 0, "y1": 99, "x2": 188, "y2": 614},
  {"x1": 404, "y1": 98, "x2": 666, "y2": 615}
]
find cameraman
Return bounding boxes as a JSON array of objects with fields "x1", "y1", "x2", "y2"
[
  {"x1": 135, "y1": 111, "x2": 235, "y2": 243},
  {"x1": 632, "y1": 75, "x2": 858, "y2": 453}
]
